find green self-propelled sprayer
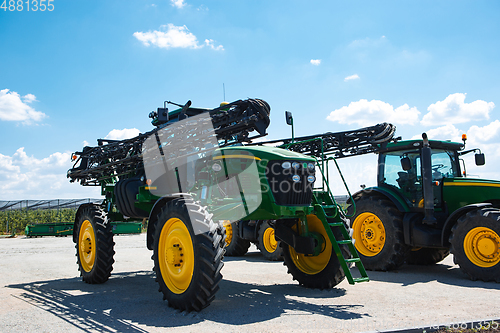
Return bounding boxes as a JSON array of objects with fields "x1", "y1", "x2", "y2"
[{"x1": 68, "y1": 98, "x2": 368, "y2": 312}]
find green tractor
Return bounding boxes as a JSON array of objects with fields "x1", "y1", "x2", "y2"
[
  {"x1": 68, "y1": 99, "x2": 368, "y2": 312},
  {"x1": 348, "y1": 133, "x2": 500, "y2": 282}
]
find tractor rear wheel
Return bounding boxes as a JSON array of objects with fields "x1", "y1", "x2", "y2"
[
  {"x1": 223, "y1": 221, "x2": 251, "y2": 256},
  {"x1": 406, "y1": 248, "x2": 449, "y2": 265},
  {"x1": 282, "y1": 214, "x2": 346, "y2": 289},
  {"x1": 75, "y1": 205, "x2": 115, "y2": 284},
  {"x1": 256, "y1": 221, "x2": 283, "y2": 261},
  {"x1": 449, "y1": 208, "x2": 500, "y2": 282},
  {"x1": 153, "y1": 198, "x2": 225, "y2": 311},
  {"x1": 348, "y1": 195, "x2": 409, "y2": 271}
]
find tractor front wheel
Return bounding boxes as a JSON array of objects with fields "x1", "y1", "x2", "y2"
[
  {"x1": 153, "y1": 198, "x2": 225, "y2": 311},
  {"x1": 282, "y1": 214, "x2": 346, "y2": 289},
  {"x1": 223, "y1": 221, "x2": 251, "y2": 256},
  {"x1": 75, "y1": 205, "x2": 115, "y2": 284},
  {"x1": 256, "y1": 221, "x2": 283, "y2": 261},
  {"x1": 348, "y1": 195, "x2": 409, "y2": 271},
  {"x1": 450, "y1": 208, "x2": 500, "y2": 282}
]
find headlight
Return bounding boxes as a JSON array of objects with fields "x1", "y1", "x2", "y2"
[
  {"x1": 212, "y1": 163, "x2": 222, "y2": 172},
  {"x1": 292, "y1": 162, "x2": 300, "y2": 169},
  {"x1": 292, "y1": 175, "x2": 301, "y2": 182},
  {"x1": 307, "y1": 175, "x2": 316, "y2": 183},
  {"x1": 282, "y1": 161, "x2": 291, "y2": 169},
  {"x1": 307, "y1": 163, "x2": 315, "y2": 170}
]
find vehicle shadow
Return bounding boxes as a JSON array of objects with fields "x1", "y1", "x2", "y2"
[
  {"x1": 225, "y1": 250, "x2": 500, "y2": 290},
  {"x1": 362, "y1": 261, "x2": 500, "y2": 290},
  {"x1": 7, "y1": 271, "x2": 366, "y2": 332}
]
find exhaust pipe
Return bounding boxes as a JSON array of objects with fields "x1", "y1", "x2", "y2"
[{"x1": 421, "y1": 133, "x2": 437, "y2": 225}]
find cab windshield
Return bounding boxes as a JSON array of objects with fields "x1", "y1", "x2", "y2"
[{"x1": 379, "y1": 149, "x2": 458, "y2": 207}]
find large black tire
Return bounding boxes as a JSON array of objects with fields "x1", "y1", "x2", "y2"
[
  {"x1": 449, "y1": 208, "x2": 500, "y2": 282},
  {"x1": 348, "y1": 195, "x2": 409, "y2": 271},
  {"x1": 153, "y1": 198, "x2": 225, "y2": 311},
  {"x1": 406, "y1": 248, "x2": 449, "y2": 265},
  {"x1": 223, "y1": 221, "x2": 251, "y2": 256},
  {"x1": 75, "y1": 205, "x2": 115, "y2": 284},
  {"x1": 256, "y1": 221, "x2": 283, "y2": 261},
  {"x1": 282, "y1": 214, "x2": 346, "y2": 289}
]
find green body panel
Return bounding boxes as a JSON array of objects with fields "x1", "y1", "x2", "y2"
[
  {"x1": 211, "y1": 146, "x2": 316, "y2": 220},
  {"x1": 361, "y1": 186, "x2": 411, "y2": 213},
  {"x1": 442, "y1": 178, "x2": 500, "y2": 212},
  {"x1": 25, "y1": 222, "x2": 73, "y2": 237},
  {"x1": 224, "y1": 203, "x2": 315, "y2": 221},
  {"x1": 111, "y1": 222, "x2": 143, "y2": 234}
]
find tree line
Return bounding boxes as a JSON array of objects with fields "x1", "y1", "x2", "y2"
[{"x1": 0, "y1": 208, "x2": 77, "y2": 234}]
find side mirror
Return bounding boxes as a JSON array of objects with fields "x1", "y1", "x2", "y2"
[
  {"x1": 401, "y1": 157, "x2": 412, "y2": 171},
  {"x1": 285, "y1": 111, "x2": 293, "y2": 126},
  {"x1": 475, "y1": 153, "x2": 485, "y2": 166}
]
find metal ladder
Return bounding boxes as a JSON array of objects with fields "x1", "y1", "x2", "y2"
[{"x1": 312, "y1": 195, "x2": 369, "y2": 285}]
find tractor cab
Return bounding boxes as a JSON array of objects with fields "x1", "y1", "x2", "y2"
[{"x1": 378, "y1": 140, "x2": 463, "y2": 211}]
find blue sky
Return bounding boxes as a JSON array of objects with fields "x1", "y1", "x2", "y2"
[{"x1": 1, "y1": 0, "x2": 499, "y2": 199}]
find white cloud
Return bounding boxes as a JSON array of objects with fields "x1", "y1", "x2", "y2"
[
  {"x1": 326, "y1": 99, "x2": 420, "y2": 126},
  {"x1": 133, "y1": 24, "x2": 223, "y2": 51},
  {"x1": 348, "y1": 35, "x2": 387, "y2": 49},
  {"x1": 204, "y1": 39, "x2": 224, "y2": 51},
  {"x1": 421, "y1": 93, "x2": 494, "y2": 126},
  {"x1": 171, "y1": 0, "x2": 186, "y2": 8},
  {"x1": 0, "y1": 89, "x2": 46, "y2": 124},
  {"x1": 415, "y1": 120, "x2": 500, "y2": 145},
  {"x1": 105, "y1": 128, "x2": 141, "y2": 140},
  {"x1": 467, "y1": 120, "x2": 500, "y2": 143},
  {"x1": 134, "y1": 24, "x2": 201, "y2": 49},
  {"x1": 0, "y1": 148, "x2": 99, "y2": 199},
  {"x1": 416, "y1": 120, "x2": 500, "y2": 180},
  {"x1": 310, "y1": 59, "x2": 321, "y2": 66},
  {"x1": 344, "y1": 74, "x2": 360, "y2": 82},
  {"x1": 412, "y1": 124, "x2": 462, "y2": 141}
]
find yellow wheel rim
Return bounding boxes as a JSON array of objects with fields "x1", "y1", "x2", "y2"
[
  {"x1": 289, "y1": 215, "x2": 331, "y2": 275},
  {"x1": 79, "y1": 220, "x2": 96, "y2": 273},
  {"x1": 262, "y1": 227, "x2": 278, "y2": 253},
  {"x1": 158, "y1": 218, "x2": 194, "y2": 294},
  {"x1": 352, "y1": 212, "x2": 386, "y2": 257},
  {"x1": 464, "y1": 227, "x2": 500, "y2": 268},
  {"x1": 224, "y1": 223, "x2": 233, "y2": 247}
]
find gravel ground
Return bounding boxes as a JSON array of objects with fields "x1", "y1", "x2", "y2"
[{"x1": 0, "y1": 233, "x2": 498, "y2": 333}]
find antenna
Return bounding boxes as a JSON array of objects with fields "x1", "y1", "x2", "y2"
[{"x1": 223, "y1": 83, "x2": 226, "y2": 101}]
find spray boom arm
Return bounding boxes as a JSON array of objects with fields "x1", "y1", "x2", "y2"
[
  {"x1": 68, "y1": 98, "x2": 271, "y2": 186},
  {"x1": 259, "y1": 122, "x2": 397, "y2": 159}
]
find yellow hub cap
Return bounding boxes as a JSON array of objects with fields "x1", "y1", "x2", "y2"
[
  {"x1": 79, "y1": 220, "x2": 96, "y2": 273},
  {"x1": 224, "y1": 222, "x2": 233, "y2": 247},
  {"x1": 464, "y1": 227, "x2": 500, "y2": 268},
  {"x1": 289, "y1": 215, "x2": 331, "y2": 275},
  {"x1": 158, "y1": 218, "x2": 194, "y2": 294},
  {"x1": 262, "y1": 227, "x2": 278, "y2": 253},
  {"x1": 352, "y1": 212, "x2": 386, "y2": 257}
]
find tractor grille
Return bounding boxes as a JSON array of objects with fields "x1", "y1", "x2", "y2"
[{"x1": 265, "y1": 160, "x2": 315, "y2": 206}]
